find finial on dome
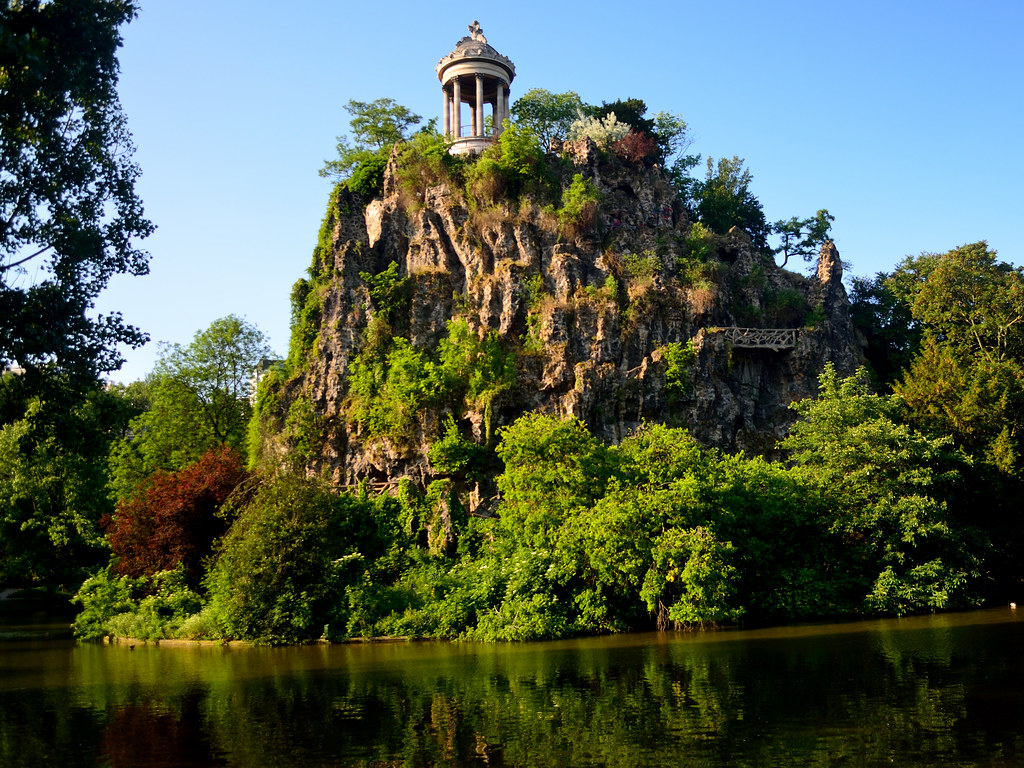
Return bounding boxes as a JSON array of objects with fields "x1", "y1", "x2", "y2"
[{"x1": 468, "y1": 20, "x2": 487, "y2": 43}]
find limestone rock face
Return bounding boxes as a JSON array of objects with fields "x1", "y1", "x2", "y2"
[{"x1": 276, "y1": 139, "x2": 862, "y2": 487}]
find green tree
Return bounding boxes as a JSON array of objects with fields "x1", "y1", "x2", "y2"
[
  {"x1": 692, "y1": 156, "x2": 770, "y2": 250},
  {"x1": 588, "y1": 98, "x2": 655, "y2": 135},
  {"x1": 885, "y1": 244, "x2": 1024, "y2": 591},
  {"x1": 0, "y1": 383, "x2": 137, "y2": 587},
  {"x1": 849, "y1": 272, "x2": 922, "y2": 388},
  {"x1": 781, "y1": 364, "x2": 980, "y2": 614},
  {"x1": 109, "y1": 316, "x2": 273, "y2": 501},
  {"x1": 651, "y1": 110, "x2": 693, "y2": 167},
  {"x1": 510, "y1": 88, "x2": 585, "y2": 146},
  {"x1": 890, "y1": 242, "x2": 1024, "y2": 475},
  {"x1": 319, "y1": 98, "x2": 424, "y2": 191},
  {"x1": 495, "y1": 413, "x2": 614, "y2": 550},
  {"x1": 204, "y1": 474, "x2": 384, "y2": 644},
  {"x1": 772, "y1": 209, "x2": 834, "y2": 268},
  {"x1": 0, "y1": 0, "x2": 152, "y2": 390}
]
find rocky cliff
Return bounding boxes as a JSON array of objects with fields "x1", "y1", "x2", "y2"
[{"x1": 260, "y1": 137, "x2": 861, "y2": 491}]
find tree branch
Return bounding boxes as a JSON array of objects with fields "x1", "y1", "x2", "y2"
[{"x1": 1, "y1": 244, "x2": 54, "y2": 273}]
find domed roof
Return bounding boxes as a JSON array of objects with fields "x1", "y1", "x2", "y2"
[{"x1": 436, "y1": 21, "x2": 515, "y2": 82}]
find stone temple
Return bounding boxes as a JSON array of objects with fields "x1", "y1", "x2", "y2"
[{"x1": 436, "y1": 21, "x2": 516, "y2": 155}]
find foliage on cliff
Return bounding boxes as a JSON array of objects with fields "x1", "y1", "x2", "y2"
[
  {"x1": 260, "y1": 99, "x2": 856, "y2": 498},
  {"x1": 76, "y1": 367, "x2": 985, "y2": 644},
  {"x1": 59, "y1": 98, "x2": 1024, "y2": 645}
]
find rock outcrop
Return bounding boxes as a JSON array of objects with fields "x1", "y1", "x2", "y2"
[{"x1": 267, "y1": 138, "x2": 862, "y2": 489}]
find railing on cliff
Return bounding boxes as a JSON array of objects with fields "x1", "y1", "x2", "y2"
[{"x1": 710, "y1": 327, "x2": 799, "y2": 351}]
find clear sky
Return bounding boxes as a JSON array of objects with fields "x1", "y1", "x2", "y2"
[{"x1": 99, "y1": 0, "x2": 1024, "y2": 383}]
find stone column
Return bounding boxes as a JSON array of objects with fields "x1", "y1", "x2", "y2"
[
  {"x1": 475, "y1": 74, "x2": 484, "y2": 138},
  {"x1": 495, "y1": 80, "x2": 506, "y2": 136},
  {"x1": 452, "y1": 77, "x2": 462, "y2": 138},
  {"x1": 442, "y1": 86, "x2": 450, "y2": 137}
]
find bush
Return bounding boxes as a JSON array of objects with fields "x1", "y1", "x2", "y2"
[
  {"x1": 345, "y1": 150, "x2": 389, "y2": 198},
  {"x1": 347, "y1": 317, "x2": 516, "y2": 447},
  {"x1": 104, "y1": 567, "x2": 204, "y2": 641},
  {"x1": 662, "y1": 340, "x2": 697, "y2": 404},
  {"x1": 466, "y1": 120, "x2": 550, "y2": 206},
  {"x1": 621, "y1": 250, "x2": 661, "y2": 283},
  {"x1": 567, "y1": 111, "x2": 631, "y2": 147},
  {"x1": 395, "y1": 130, "x2": 463, "y2": 208},
  {"x1": 347, "y1": 337, "x2": 432, "y2": 445},
  {"x1": 612, "y1": 131, "x2": 658, "y2": 164},
  {"x1": 429, "y1": 415, "x2": 492, "y2": 480},
  {"x1": 287, "y1": 277, "x2": 323, "y2": 368},
  {"x1": 558, "y1": 173, "x2": 601, "y2": 237},
  {"x1": 203, "y1": 475, "x2": 384, "y2": 644},
  {"x1": 73, "y1": 567, "x2": 143, "y2": 640},
  {"x1": 72, "y1": 565, "x2": 203, "y2": 641},
  {"x1": 640, "y1": 526, "x2": 743, "y2": 629}
]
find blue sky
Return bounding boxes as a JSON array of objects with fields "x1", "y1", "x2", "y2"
[{"x1": 100, "y1": 0, "x2": 1024, "y2": 382}]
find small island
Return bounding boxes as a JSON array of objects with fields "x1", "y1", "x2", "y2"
[{"x1": 3, "y1": 20, "x2": 1021, "y2": 647}]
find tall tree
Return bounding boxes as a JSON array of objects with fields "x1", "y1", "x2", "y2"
[
  {"x1": 890, "y1": 242, "x2": 1024, "y2": 476},
  {"x1": 848, "y1": 271, "x2": 921, "y2": 388},
  {"x1": 0, "y1": 381, "x2": 139, "y2": 586},
  {"x1": 510, "y1": 88, "x2": 586, "y2": 147},
  {"x1": 692, "y1": 156, "x2": 770, "y2": 249},
  {"x1": 781, "y1": 364, "x2": 980, "y2": 614},
  {"x1": 319, "y1": 98, "x2": 424, "y2": 185},
  {"x1": 0, "y1": 0, "x2": 152, "y2": 390},
  {"x1": 109, "y1": 316, "x2": 274, "y2": 501}
]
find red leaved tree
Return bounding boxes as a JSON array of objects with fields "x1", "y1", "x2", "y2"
[
  {"x1": 612, "y1": 131, "x2": 658, "y2": 164},
  {"x1": 103, "y1": 445, "x2": 248, "y2": 580}
]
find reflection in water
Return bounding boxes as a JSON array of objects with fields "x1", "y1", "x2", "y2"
[{"x1": 1, "y1": 609, "x2": 1023, "y2": 766}]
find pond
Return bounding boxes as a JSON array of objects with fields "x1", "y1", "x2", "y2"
[{"x1": 1, "y1": 608, "x2": 1022, "y2": 766}]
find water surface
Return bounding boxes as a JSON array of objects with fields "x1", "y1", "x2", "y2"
[{"x1": 2, "y1": 609, "x2": 1022, "y2": 766}]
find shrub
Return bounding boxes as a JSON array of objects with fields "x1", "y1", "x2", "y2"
[
  {"x1": 662, "y1": 340, "x2": 697, "y2": 404},
  {"x1": 683, "y1": 222, "x2": 716, "y2": 262},
  {"x1": 105, "y1": 567, "x2": 204, "y2": 641},
  {"x1": 347, "y1": 337, "x2": 432, "y2": 445},
  {"x1": 764, "y1": 286, "x2": 809, "y2": 327},
  {"x1": 429, "y1": 416, "x2": 493, "y2": 480},
  {"x1": 640, "y1": 526, "x2": 743, "y2": 629},
  {"x1": 360, "y1": 260, "x2": 411, "y2": 324},
  {"x1": 203, "y1": 475, "x2": 384, "y2": 644},
  {"x1": 395, "y1": 131, "x2": 463, "y2": 209},
  {"x1": 436, "y1": 319, "x2": 516, "y2": 437},
  {"x1": 72, "y1": 565, "x2": 203, "y2": 641},
  {"x1": 287, "y1": 277, "x2": 323, "y2": 368},
  {"x1": 567, "y1": 111, "x2": 631, "y2": 148},
  {"x1": 466, "y1": 120, "x2": 550, "y2": 206},
  {"x1": 345, "y1": 150, "x2": 389, "y2": 198},
  {"x1": 73, "y1": 567, "x2": 143, "y2": 640},
  {"x1": 558, "y1": 173, "x2": 601, "y2": 237},
  {"x1": 612, "y1": 131, "x2": 658, "y2": 164},
  {"x1": 246, "y1": 364, "x2": 285, "y2": 471},
  {"x1": 347, "y1": 318, "x2": 515, "y2": 447},
  {"x1": 621, "y1": 250, "x2": 661, "y2": 283}
]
